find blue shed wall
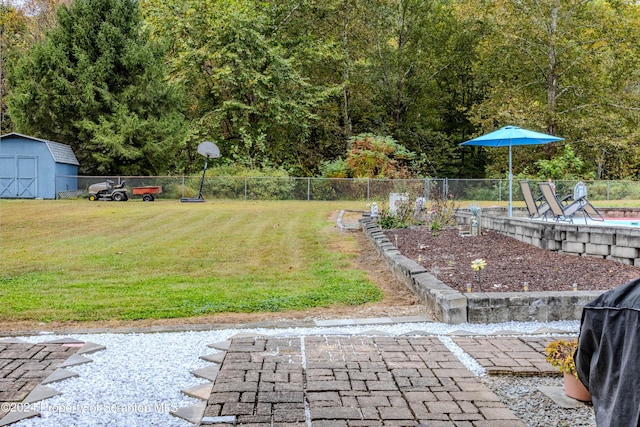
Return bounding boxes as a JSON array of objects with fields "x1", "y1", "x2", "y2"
[
  {"x1": 0, "y1": 136, "x2": 78, "y2": 199},
  {"x1": 55, "y1": 163, "x2": 79, "y2": 195}
]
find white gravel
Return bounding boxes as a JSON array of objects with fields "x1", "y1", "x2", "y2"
[
  {"x1": 9, "y1": 320, "x2": 581, "y2": 427},
  {"x1": 484, "y1": 376, "x2": 596, "y2": 426}
]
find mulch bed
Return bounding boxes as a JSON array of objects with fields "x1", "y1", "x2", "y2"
[{"x1": 387, "y1": 227, "x2": 640, "y2": 293}]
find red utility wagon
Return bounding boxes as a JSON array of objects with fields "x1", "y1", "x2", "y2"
[{"x1": 132, "y1": 186, "x2": 162, "y2": 201}]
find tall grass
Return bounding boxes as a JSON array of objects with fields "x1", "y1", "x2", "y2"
[{"x1": 0, "y1": 200, "x2": 381, "y2": 322}]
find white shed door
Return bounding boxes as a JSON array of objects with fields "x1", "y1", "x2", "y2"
[
  {"x1": 17, "y1": 157, "x2": 37, "y2": 198},
  {"x1": 0, "y1": 156, "x2": 37, "y2": 198},
  {"x1": 0, "y1": 156, "x2": 16, "y2": 197}
]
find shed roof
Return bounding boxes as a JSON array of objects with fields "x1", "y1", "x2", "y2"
[{"x1": 0, "y1": 132, "x2": 79, "y2": 166}]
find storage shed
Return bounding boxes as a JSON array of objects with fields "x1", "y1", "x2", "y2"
[{"x1": 0, "y1": 132, "x2": 79, "y2": 199}]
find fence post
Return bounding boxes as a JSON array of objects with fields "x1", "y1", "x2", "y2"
[
  {"x1": 367, "y1": 178, "x2": 370, "y2": 201},
  {"x1": 244, "y1": 178, "x2": 247, "y2": 201},
  {"x1": 307, "y1": 178, "x2": 311, "y2": 201},
  {"x1": 181, "y1": 176, "x2": 185, "y2": 198}
]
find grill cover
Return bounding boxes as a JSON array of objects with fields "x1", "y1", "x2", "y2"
[{"x1": 576, "y1": 277, "x2": 640, "y2": 426}]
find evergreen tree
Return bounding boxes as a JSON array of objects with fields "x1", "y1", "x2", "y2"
[{"x1": 6, "y1": 0, "x2": 184, "y2": 175}]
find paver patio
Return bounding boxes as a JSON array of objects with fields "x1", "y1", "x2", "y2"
[
  {"x1": 0, "y1": 338, "x2": 104, "y2": 426},
  {"x1": 0, "y1": 326, "x2": 583, "y2": 426},
  {"x1": 203, "y1": 336, "x2": 527, "y2": 426},
  {"x1": 452, "y1": 337, "x2": 560, "y2": 376}
]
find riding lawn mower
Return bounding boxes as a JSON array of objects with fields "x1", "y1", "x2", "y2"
[{"x1": 87, "y1": 180, "x2": 128, "y2": 201}]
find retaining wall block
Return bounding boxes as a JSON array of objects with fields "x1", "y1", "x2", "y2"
[
  {"x1": 397, "y1": 257, "x2": 427, "y2": 275},
  {"x1": 527, "y1": 225, "x2": 542, "y2": 240},
  {"x1": 438, "y1": 291, "x2": 467, "y2": 309},
  {"x1": 360, "y1": 221, "x2": 377, "y2": 232},
  {"x1": 547, "y1": 229, "x2": 564, "y2": 241},
  {"x1": 379, "y1": 243, "x2": 399, "y2": 257},
  {"x1": 467, "y1": 308, "x2": 490, "y2": 323},
  {"x1": 370, "y1": 232, "x2": 387, "y2": 241},
  {"x1": 466, "y1": 294, "x2": 490, "y2": 308},
  {"x1": 380, "y1": 248, "x2": 401, "y2": 264},
  {"x1": 589, "y1": 232, "x2": 615, "y2": 245},
  {"x1": 372, "y1": 236, "x2": 390, "y2": 247},
  {"x1": 383, "y1": 252, "x2": 404, "y2": 271},
  {"x1": 493, "y1": 219, "x2": 507, "y2": 234},
  {"x1": 427, "y1": 289, "x2": 446, "y2": 319},
  {"x1": 514, "y1": 223, "x2": 526, "y2": 236},
  {"x1": 488, "y1": 294, "x2": 509, "y2": 308},
  {"x1": 526, "y1": 297, "x2": 550, "y2": 321},
  {"x1": 547, "y1": 294, "x2": 576, "y2": 321},
  {"x1": 514, "y1": 298, "x2": 554, "y2": 322},
  {"x1": 410, "y1": 274, "x2": 436, "y2": 302},
  {"x1": 488, "y1": 306, "x2": 511, "y2": 323},
  {"x1": 585, "y1": 243, "x2": 610, "y2": 256},
  {"x1": 562, "y1": 241, "x2": 585, "y2": 254},
  {"x1": 542, "y1": 228, "x2": 556, "y2": 240},
  {"x1": 514, "y1": 224, "x2": 524, "y2": 237},
  {"x1": 441, "y1": 307, "x2": 466, "y2": 324},
  {"x1": 505, "y1": 294, "x2": 528, "y2": 306},
  {"x1": 413, "y1": 273, "x2": 451, "y2": 292},
  {"x1": 437, "y1": 292, "x2": 467, "y2": 324},
  {"x1": 611, "y1": 246, "x2": 638, "y2": 260},
  {"x1": 466, "y1": 293, "x2": 548, "y2": 323},
  {"x1": 566, "y1": 230, "x2": 590, "y2": 243},
  {"x1": 392, "y1": 257, "x2": 427, "y2": 289},
  {"x1": 410, "y1": 273, "x2": 468, "y2": 324},
  {"x1": 551, "y1": 227, "x2": 567, "y2": 240},
  {"x1": 541, "y1": 239, "x2": 561, "y2": 251},
  {"x1": 518, "y1": 303, "x2": 549, "y2": 322},
  {"x1": 508, "y1": 304, "x2": 538, "y2": 322},
  {"x1": 615, "y1": 232, "x2": 640, "y2": 248},
  {"x1": 375, "y1": 239, "x2": 391, "y2": 248}
]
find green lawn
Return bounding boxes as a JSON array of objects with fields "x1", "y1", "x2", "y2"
[{"x1": 0, "y1": 199, "x2": 381, "y2": 322}]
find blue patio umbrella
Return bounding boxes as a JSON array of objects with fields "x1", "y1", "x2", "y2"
[{"x1": 461, "y1": 125, "x2": 564, "y2": 217}]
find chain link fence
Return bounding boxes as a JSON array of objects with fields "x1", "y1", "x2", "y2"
[{"x1": 55, "y1": 176, "x2": 640, "y2": 202}]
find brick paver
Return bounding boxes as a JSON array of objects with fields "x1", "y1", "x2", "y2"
[
  {"x1": 452, "y1": 336, "x2": 569, "y2": 376},
  {"x1": 205, "y1": 336, "x2": 527, "y2": 426},
  {"x1": 0, "y1": 341, "x2": 81, "y2": 421}
]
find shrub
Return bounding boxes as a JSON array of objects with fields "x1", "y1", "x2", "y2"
[
  {"x1": 545, "y1": 339, "x2": 578, "y2": 378},
  {"x1": 426, "y1": 186, "x2": 458, "y2": 231},
  {"x1": 205, "y1": 165, "x2": 296, "y2": 199}
]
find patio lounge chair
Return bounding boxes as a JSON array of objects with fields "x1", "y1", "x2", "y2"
[
  {"x1": 519, "y1": 181, "x2": 550, "y2": 219},
  {"x1": 569, "y1": 181, "x2": 604, "y2": 221},
  {"x1": 539, "y1": 182, "x2": 603, "y2": 223}
]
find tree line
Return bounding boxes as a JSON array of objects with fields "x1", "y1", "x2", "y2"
[{"x1": 1, "y1": 0, "x2": 639, "y2": 180}]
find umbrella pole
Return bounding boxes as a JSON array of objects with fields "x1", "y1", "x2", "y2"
[{"x1": 508, "y1": 144, "x2": 513, "y2": 217}]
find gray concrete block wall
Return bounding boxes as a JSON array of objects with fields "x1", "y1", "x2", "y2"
[
  {"x1": 467, "y1": 291, "x2": 603, "y2": 323},
  {"x1": 359, "y1": 216, "x2": 605, "y2": 324},
  {"x1": 360, "y1": 217, "x2": 469, "y2": 324},
  {"x1": 455, "y1": 210, "x2": 640, "y2": 266}
]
